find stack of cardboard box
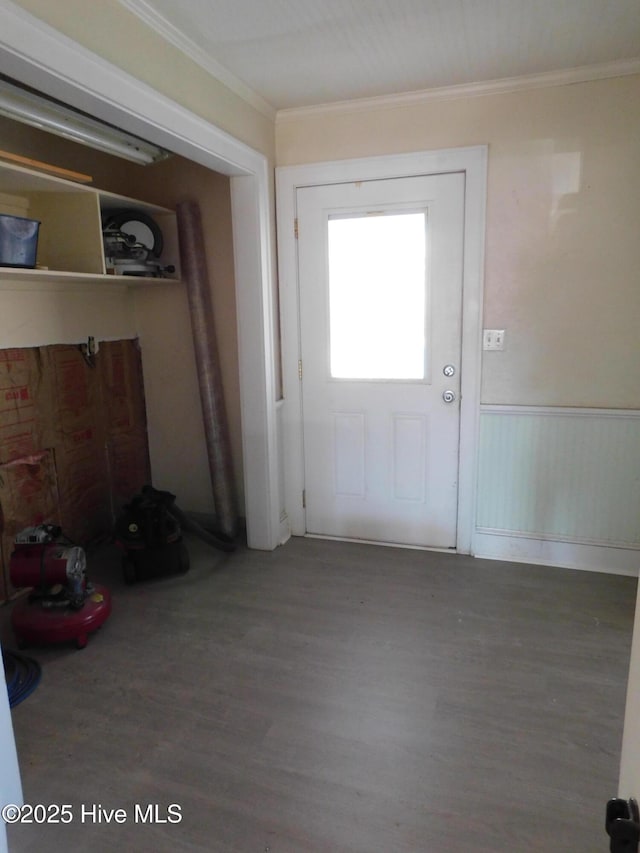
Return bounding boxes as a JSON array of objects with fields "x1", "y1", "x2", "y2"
[{"x1": 0, "y1": 339, "x2": 150, "y2": 601}]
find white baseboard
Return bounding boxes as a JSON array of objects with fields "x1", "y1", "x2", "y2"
[
  {"x1": 473, "y1": 531, "x2": 639, "y2": 576},
  {"x1": 279, "y1": 513, "x2": 291, "y2": 546}
]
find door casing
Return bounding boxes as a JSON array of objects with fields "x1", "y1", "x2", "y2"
[
  {"x1": 276, "y1": 146, "x2": 488, "y2": 553},
  {"x1": 298, "y1": 173, "x2": 465, "y2": 547}
]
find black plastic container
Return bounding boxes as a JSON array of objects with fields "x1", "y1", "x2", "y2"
[{"x1": 0, "y1": 214, "x2": 40, "y2": 268}]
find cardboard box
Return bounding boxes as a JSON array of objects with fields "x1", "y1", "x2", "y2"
[
  {"x1": 98, "y1": 338, "x2": 148, "y2": 434},
  {"x1": 0, "y1": 348, "x2": 50, "y2": 465},
  {"x1": 0, "y1": 340, "x2": 150, "y2": 602},
  {"x1": 48, "y1": 346, "x2": 110, "y2": 545},
  {"x1": 99, "y1": 339, "x2": 151, "y2": 514},
  {"x1": 0, "y1": 450, "x2": 59, "y2": 600}
]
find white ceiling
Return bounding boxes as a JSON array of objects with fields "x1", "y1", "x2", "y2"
[{"x1": 122, "y1": 0, "x2": 640, "y2": 112}]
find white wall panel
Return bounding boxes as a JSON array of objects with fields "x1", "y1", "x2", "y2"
[
  {"x1": 333, "y1": 412, "x2": 365, "y2": 497},
  {"x1": 392, "y1": 414, "x2": 427, "y2": 502},
  {"x1": 477, "y1": 406, "x2": 640, "y2": 547}
]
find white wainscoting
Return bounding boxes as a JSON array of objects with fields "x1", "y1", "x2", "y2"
[{"x1": 474, "y1": 406, "x2": 640, "y2": 575}]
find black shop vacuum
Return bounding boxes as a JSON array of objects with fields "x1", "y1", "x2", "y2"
[{"x1": 114, "y1": 485, "x2": 235, "y2": 584}]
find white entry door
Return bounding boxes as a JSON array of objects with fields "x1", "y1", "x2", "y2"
[{"x1": 297, "y1": 172, "x2": 465, "y2": 548}]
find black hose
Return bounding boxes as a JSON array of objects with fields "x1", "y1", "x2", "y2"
[
  {"x1": 169, "y1": 504, "x2": 236, "y2": 553},
  {"x1": 3, "y1": 648, "x2": 41, "y2": 707}
]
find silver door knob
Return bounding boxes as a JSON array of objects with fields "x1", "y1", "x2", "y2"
[
  {"x1": 442, "y1": 390, "x2": 457, "y2": 403},
  {"x1": 443, "y1": 364, "x2": 456, "y2": 377}
]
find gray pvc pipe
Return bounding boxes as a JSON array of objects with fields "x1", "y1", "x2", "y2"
[{"x1": 176, "y1": 200, "x2": 237, "y2": 540}]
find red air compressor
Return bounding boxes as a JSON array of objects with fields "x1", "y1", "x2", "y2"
[{"x1": 9, "y1": 524, "x2": 111, "y2": 650}]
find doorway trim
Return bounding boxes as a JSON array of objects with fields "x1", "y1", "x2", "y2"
[
  {"x1": 276, "y1": 147, "x2": 487, "y2": 552},
  {"x1": 0, "y1": 0, "x2": 282, "y2": 550}
]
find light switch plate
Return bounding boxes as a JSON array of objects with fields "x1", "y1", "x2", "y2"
[{"x1": 483, "y1": 329, "x2": 505, "y2": 351}]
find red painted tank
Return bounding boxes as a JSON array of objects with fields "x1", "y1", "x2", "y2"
[{"x1": 11, "y1": 584, "x2": 112, "y2": 650}]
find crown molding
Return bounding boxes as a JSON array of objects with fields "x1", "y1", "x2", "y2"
[
  {"x1": 276, "y1": 57, "x2": 640, "y2": 122},
  {"x1": 119, "y1": 0, "x2": 276, "y2": 121}
]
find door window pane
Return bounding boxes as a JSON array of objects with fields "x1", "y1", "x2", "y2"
[{"x1": 328, "y1": 211, "x2": 427, "y2": 380}]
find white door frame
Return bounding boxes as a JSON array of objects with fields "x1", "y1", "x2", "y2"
[
  {"x1": 0, "y1": 0, "x2": 282, "y2": 550},
  {"x1": 277, "y1": 147, "x2": 487, "y2": 553}
]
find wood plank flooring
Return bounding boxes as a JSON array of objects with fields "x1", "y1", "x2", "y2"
[{"x1": 2, "y1": 536, "x2": 636, "y2": 852}]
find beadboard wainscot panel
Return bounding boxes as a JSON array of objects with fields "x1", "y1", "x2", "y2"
[{"x1": 474, "y1": 406, "x2": 640, "y2": 575}]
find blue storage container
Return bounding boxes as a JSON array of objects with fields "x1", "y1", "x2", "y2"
[{"x1": 0, "y1": 214, "x2": 40, "y2": 268}]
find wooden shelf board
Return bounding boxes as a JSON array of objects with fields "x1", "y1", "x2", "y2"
[{"x1": 0, "y1": 267, "x2": 180, "y2": 290}]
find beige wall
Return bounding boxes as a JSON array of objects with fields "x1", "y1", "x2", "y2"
[
  {"x1": 277, "y1": 75, "x2": 640, "y2": 408},
  {"x1": 11, "y1": 0, "x2": 274, "y2": 161}
]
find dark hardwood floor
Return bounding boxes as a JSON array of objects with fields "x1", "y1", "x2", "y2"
[{"x1": 2, "y1": 535, "x2": 636, "y2": 852}]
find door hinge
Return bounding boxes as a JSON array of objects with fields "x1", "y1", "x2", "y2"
[
  {"x1": 294, "y1": 218, "x2": 299, "y2": 239},
  {"x1": 302, "y1": 489, "x2": 306, "y2": 508},
  {"x1": 298, "y1": 359, "x2": 303, "y2": 380}
]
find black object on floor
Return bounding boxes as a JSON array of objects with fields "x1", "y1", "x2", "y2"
[
  {"x1": 115, "y1": 486, "x2": 189, "y2": 584},
  {"x1": 3, "y1": 648, "x2": 41, "y2": 707},
  {"x1": 606, "y1": 797, "x2": 640, "y2": 852},
  {"x1": 115, "y1": 485, "x2": 235, "y2": 585}
]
